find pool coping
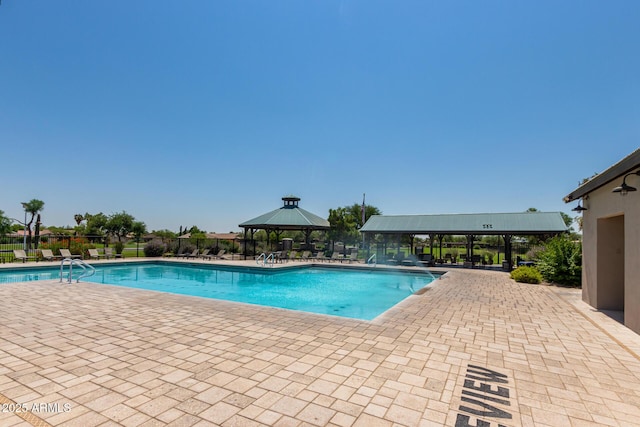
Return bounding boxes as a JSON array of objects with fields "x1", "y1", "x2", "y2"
[{"x1": 0, "y1": 259, "x2": 443, "y2": 322}]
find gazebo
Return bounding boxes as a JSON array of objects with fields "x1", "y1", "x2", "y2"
[
  {"x1": 239, "y1": 196, "x2": 330, "y2": 258},
  {"x1": 360, "y1": 212, "x2": 569, "y2": 269}
]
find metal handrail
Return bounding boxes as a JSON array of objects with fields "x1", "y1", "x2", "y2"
[
  {"x1": 256, "y1": 252, "x2": 275, "y2": 267},
  {"x1": 265, "y1": 253, "x2": 275, "y2": 267},
  {"x1": 367, "y1": 254, "x2": 377, "y2": 266},
  {"x1": 60, "y1": 258, "x2": 96, "y2": 283}
]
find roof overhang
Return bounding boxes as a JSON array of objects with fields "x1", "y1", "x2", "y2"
[{"x1": 564, "y1": 148, "x2": 640, "y2": 203}]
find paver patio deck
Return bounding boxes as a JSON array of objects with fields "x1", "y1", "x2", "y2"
[{"x1": 1, "y1": 261, "x2": 639, "y2": 426}]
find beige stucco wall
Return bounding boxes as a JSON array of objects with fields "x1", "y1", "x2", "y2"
[{"x1": 581, "y1": 177, "x2": 640, "y2": 334}]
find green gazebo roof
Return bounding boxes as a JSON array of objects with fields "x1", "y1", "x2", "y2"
[{"x1": 239, "y1": 196, "x2": 330, "y2": 230}]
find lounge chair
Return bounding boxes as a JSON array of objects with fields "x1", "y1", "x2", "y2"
[
  {"x1": 401, "y1": 255, "x2": 418, "y2": 266},
  {"x1": 311, "y1": 252, "x2": 326, "y2": 262},
  {"x1": 87, "y1": 248, "x2": 107, "y2": 260},
  {"x1": 329, "y1": 252, "x2": 344, "y2": 262},
  {"x1": 198, "y1": 249, "x2": 211, "y2": 259},
  {"x1": 104, "y1": 247, "x2": 122, "y2": 259},
  {"x1": 59, "y1": 249, "x2": 81, "y2": 259},
  {"x1": 418, "y1": 254, "x2": 435, "y2": 267},
  {"x1": 288, "y1": 251, "x2": 298, "y2": 261},
  {"x1": 213, "y1": 249, "x2": 226, "y2": 259},
  {"x1": 345, "y1": 251, "x2": 359, "y2": 263},
  {"x1": 13, "y1": 249, "x2": 37, "y2": 263},
  {"x1": 203, "y1": 249, "x2": 226, "y2": 260},
  {"x1": 179, "y1": 249, "x2": 198, "y2": 258},
  {"x1": 299, "y1": 251, "x2": 311, "y2": 261},
  {"x1": 40, "y1": 249, "x2": 61, "y2": 261}
]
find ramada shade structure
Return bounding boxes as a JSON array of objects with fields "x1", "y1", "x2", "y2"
[
  {"x1": 360, "y1": 212, "x2": 568, "y2": 268},
  {"x1": 239, "y1": 196, "x2": 330, "y2": 257}
]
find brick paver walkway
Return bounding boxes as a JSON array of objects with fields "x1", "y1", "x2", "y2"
[{"x1": 1, "y1": 262, "x2": 639, "y2": 426}]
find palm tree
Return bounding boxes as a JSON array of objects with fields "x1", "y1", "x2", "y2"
[{"x1": 21, "y1": 199, "x2": 45, "y2": 249}]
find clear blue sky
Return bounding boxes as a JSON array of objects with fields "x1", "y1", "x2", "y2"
[{"x1": 1, "y1": 1, "x2": 638, "y2": 233}]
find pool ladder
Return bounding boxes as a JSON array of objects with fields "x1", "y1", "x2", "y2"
[
  {"x1": 367, "y1": 254, "x2": 377, "y2": 266},
  {"x1": 60, "y1": 258, "x2": 96, "y2": 283},
  {"x1": 256, "y1": 252, "x2": 275, "y2": 267}
]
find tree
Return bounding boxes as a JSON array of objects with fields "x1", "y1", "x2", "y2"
[
  {"x1": 21, "y1": 199, "x2": 45, "y2": 248},
  {"x1": 328, "y1": 203, "x2": 381, "y2": 246},
  {"x1": 188, "y1": 225, "x2": 206, "y2": 239},
  {"x1": 131, "y1": 221, "x2": 147, "y2": 240},
  {"x1": 347, "y1": 203, "x2": 381, "y2": 229},
  {"x1": 152, "y1": 229, "x2": 177, "y2": 239},
  {"x1": 0, "y1": 210, "x2": 12, "y2": 236},
  {"x1": 84, "y1": 212, "x2": 108, "y2": 237},
  {"x1": 105, "y1": 211, "x2": 135, "y2": 242},
  {"x1": 559, "y1": 212, "x2": 573, "y2": 229},
  {"x1": 328, "y1": 207, "x2": 359, "y2": 245}
]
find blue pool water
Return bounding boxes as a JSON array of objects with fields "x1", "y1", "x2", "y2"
[{"x1": 0, "y1": 263, "x2": 437, "y2": 320}]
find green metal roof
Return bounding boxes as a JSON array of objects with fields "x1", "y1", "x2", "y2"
[
  {"x1": 360, "y1": 212, "x2": 568, "y2": 235},
  {"x1": 239, "y1": 197, "x2": 330, "y2": 230}
]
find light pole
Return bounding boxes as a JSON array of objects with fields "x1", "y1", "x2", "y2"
[
  {"x1": 24, "y1": 210, "x2": 27, "y2": 250},
  {"x1": 9, "y1": 215, "x2": 28, "y2": 251}
]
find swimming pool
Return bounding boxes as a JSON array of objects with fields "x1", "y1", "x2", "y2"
[{"x1": 0, "y1": 262, "x2": 438, "y2": 320}]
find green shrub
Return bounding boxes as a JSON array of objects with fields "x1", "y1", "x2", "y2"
[
  {"x1": 510, "y1": 266, "x2": 543, "y2": 284},
  {"x1": 535, "y1": 235, "x2": 582, "y2": 287},
  {"x1": 114, "y1": 241, "x2": 125, "y2": 255},
  {"x1": 143, "y1": 239, "x2": 166, "y2": 257},
  {"x1": 485, "y1": 251, "x2": 494, "y2": 265},
  {"x1": 42, "y1": 237, "x2": 93, "y2": 258}
]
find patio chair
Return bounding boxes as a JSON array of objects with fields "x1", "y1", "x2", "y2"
[
  {"x1": 13, "y1": 249, "x2": 37, "y2": 263},
  {"x1": 401, "y1": 255, "x2": 418, "y2": 266},
  {"x1": 311, "y1": 251, "x2": 326, "y2": 262},
  {"x1": 345, "y1": 251, "x2": 359, "y2": 263},
  {"x1": 203, "y1": 249, "x2": 226, "y2": 260},
  {"x1": 299, "y1": 251, "x2": 311, "y2": 261},
  {"x1": 104, "y1": 247, "x2": 122, "y2": 259},
  {"x1": 418, "y1": 254, "x2": 435, "y2": 267},
  {"x1": 88, "y1": 248, "x2": 107, "y2": 260},
  {"x1": 213, "y1": 249, "x2": 226, "y2": 259},
  {"x1": 59, "y1": 249, "x2": 81, "y2": 259},
  {"x1": 274, "y1": 251, "x2": 286, "y2": 263},
  {"x1": 288, "y1": 250, "x2": 298, "y2": 261},
  {"x1": 386, "y1": 252, "x2": 404, "y2": 265},
  {"x1": 40, "y1": 249, "x2": 62, "y2": 261},
  {"x1": 182, "y1": 249, "x2": 199, "y2": 258},
  {"x1": 329, "y1": 252, "x2": 344, "y2": 262}
]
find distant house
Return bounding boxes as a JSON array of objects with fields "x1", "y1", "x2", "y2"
[
  {"x1": 9, "y1": 229, "x2": 53, "y2": 238},
  {"x1": 564, "y1": 148, "x2": 640, "y2": 334},
  {"x1": 178, "y1": 232, "x2": 240, "y2": 241}
]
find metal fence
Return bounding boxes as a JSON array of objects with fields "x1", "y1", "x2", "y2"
[
  {"x1": 1, "y1": 233, "x2": 534, "y2": 266},
  {"x1": 0, "y1": 234, "x2": 247, "y2": 263}
]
